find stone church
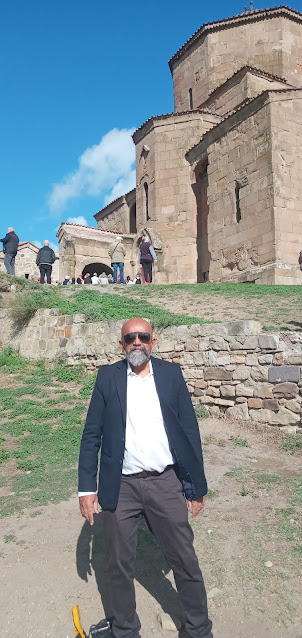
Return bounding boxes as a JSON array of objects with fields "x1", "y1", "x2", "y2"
[{"x1": 58, "y1": 5, "x2": 302, "y2": 284}]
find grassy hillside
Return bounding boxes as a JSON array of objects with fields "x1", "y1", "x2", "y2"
[{"x1": 1, "y1": 271, "x2": 302, "y2": 331}]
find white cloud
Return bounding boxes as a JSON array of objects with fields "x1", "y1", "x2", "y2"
[
  {"x1": 67, "y1": 216, "x2": 88, "y2": 226},
  {"x1": 103, "y1": 169, "x2": 136, "y2": 206},
  {"x1": 33, "y1": 240, "x2": 42, "y2": 248},
  {"x1": 49, "y1": 242, "x2": 59, "y2": 252},
  {"x1": 48, "y1": 128, "x2": 136, "y2": 214}
]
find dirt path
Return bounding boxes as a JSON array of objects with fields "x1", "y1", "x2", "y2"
[{"x1": 1, "y1": 417, "x2": 301, "y2": 638}]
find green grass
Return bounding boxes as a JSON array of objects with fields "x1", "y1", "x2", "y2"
[
  {"x1": 281, "y1": 435, "x2": 302, "y2": 454},
  {"x1": 230, "y1": 436, "x2": 250, "y2": 447},
  {"x1": 8, "y1": 287, "x2": 212, "y2": 330},
  {"x1": 0, "y1": 348, "x2": 98, "y2": 516},
  {"x1": 118, "y1": 282, "x2": 302, "y2": 299},
  {"x1": 194, "y1": 404, "x2": 209, "y2": 419}
]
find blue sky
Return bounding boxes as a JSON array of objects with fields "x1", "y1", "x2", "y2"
[{"x1": 1, "y1": 0, "x2": 300, "y2": 249}]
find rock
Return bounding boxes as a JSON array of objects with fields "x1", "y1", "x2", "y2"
[
  {"x1": 249, "y1": 409, "x2": 274, "y2": 423},
  {"x1": 262, "y1": 398, "x2": 280, "y2": 412},
  {"x1": 226, "y1": 403, "x2": 249, "y2": 420},
  {"x1": 258, "y1": 335, "x2": 279, "y2": 350},
  {"x1": 217, "y1": 354, "x2": 231, "y2": 366},
  {"x1": 271, "y1": 407, "x2": 300, "y2": 426},
  {"x1": 233, "y1": 366, "x2": 251, "y2": 381},
  {"x1": 210, "y1": 380, "x2": 222, "y2": 387},
  {"x1": 226, "y1": 320, "x2": 262, "y2": 335},
  {"x1": 193, "y1": 388, "x2": 205, "y2": 397},
  {"x1": 206, "y1": 386, "x2": 220, "y2": 397},
  {"x1": 258, "y1": 354, "x2": 273, "y2": 365},
  {"x1": 195, "y1": 380, "x2": 208, "y2": 389},
  {"x1": 251, "y1": 366, "x2": 268, "y2": 382},
  {"x1": 285, "y1": 399, "x2": 301, "y2": 414},
  {"x1": 243, "y1": 336, "x2": 259, "y2": 349},
  {"x1": 282, "y1": 426, "x2": 298, "y2": 434},
  {"x1": 235, "y1": 384, "x2": 254, "y2": 397},
  {"x1": 207, "y1": 350, "x2": 217, "y2": 366},
  {"x1": 284, "y1": 354, "x2": 302, "y2": 365},
  {"x1": 184, "y1": 338, "x2": 198, "y2": 352},
  {"x1": 268, "y1": 365, "x2": 300, "y2": 383},
  {"x1": 159, "y1": 612, "x2": 182, "y2": 631},
  {"x1": 208, "y1": 405, "x2": 220, "y2": 417},
  {"x1": 254, "y1": 383, "x2": 274, "y2": 399},
  {"x1": 212, "y1": 398, "x2": 235, "y2": 407},
  {"x1": 272, "y1": 382, "x2": 298, "y2": 398},
  {"x1": 245, "y1": 354, "x2": 258, "y2": 366},
  {"x1": 208, "y1": 587, "x2": 221, "y2": 599},
  {"x1": 248, "y1": 398, "x2": 263, "y2": 409},
  {"x1": 230, "y1": 354, "x2": 246, "y2": 364},
  {"x1": 264, "y1": 561, "x2": 273, "y2": 568},
  {"x1": 220, "y1": 385, "x2": 235, "y2": 398},
  {"x1": 236, "y1": 397, "x2": 247, "y2": 403},
  {"x1": 204, "y1": 368, "x2": 233, "y2": 381},
  {"x1": 209, "y1": 336, "x2": 229, "y2": 351},
  {"x1": 272, "y1": 352, "x2": 284, "y2": 365},
  {"x1": 192, "y1": 352, "x2": 207, "y2": 366}
]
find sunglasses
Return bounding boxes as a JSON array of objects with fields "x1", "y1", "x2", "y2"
[{"x1": 123, "y1": 332, "x2": 152, "y2": 345}]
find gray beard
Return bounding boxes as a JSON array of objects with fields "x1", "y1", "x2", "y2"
[{"x1": 123, "y1": 346, "x2": 151, "y2": 367}]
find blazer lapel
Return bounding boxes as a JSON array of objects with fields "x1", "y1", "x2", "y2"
[{"x1": 115, "y1": 359, "x2": 127, "y2": 427}]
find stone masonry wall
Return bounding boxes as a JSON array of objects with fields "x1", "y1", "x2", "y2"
[
  {"x1": 1, "y1": 309, "x2": 302, "y2": 431},
  {"x1": 172, "y1": 14, "x2": 302, "y2": 112},
  {"x1": 202, "y1": 70, "x2": 291, "y2": 117},
  {"x1": 133, "y1": 112, "x2": 220, "y2": 284}
]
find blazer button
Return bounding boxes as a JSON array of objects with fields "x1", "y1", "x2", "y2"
[{"x1": 120, "y1": 460, "x2": 123, "y2": 464}]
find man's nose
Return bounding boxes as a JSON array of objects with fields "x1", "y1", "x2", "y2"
[{"x1": 133, "y1": 334, "x2": 142, "y2": 346}]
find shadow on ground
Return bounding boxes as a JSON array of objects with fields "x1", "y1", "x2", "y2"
[{"x1": 76, "y1": 513, "x2": 186, "y2": 635}]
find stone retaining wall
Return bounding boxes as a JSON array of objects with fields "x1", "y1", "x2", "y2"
[{"x1": 1, "y1": 309, "x2": 302, "y2": 431}]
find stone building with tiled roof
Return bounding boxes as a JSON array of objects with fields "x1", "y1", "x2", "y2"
[{"x1": 68, "y1": 6, "x2": 302, "y2": 284}]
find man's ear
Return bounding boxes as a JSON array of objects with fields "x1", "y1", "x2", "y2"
[
  {"x1": 151, "y1": 337, "x2": 157, "y2": 348},
  {"x1": 119, "y1": 339, "x2": 124, "y2": 352}
]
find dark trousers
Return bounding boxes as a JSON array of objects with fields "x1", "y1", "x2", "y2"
[
  {"x1": 4, "y1": 253, "x2": 16, "y2": 275},
  {"x1": 102, "y1": 469, "x2": 212, "y2": 638},
  {"x1": 140, "y1": 260, "x2": 153, "y2": 283},
  {"x1": 39, "y1": 264, "x2": 52, "y2": 284}
]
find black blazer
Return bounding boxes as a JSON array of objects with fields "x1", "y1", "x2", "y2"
[{"x1": 78, "y1": 356, "x2": 208, "y2": 510}]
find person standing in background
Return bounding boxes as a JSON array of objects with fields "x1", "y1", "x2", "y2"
[
  {"x1": 36, "y1": 240, "x2": 56, "y2": 284},
  {"x1": 0, "y1": 227, "x2": 19, "y2": 275},
  {"x1": 139, "y1": 235, "x2": 157, "y2": 284},
  {"x1": 108, "y1": 236, "x2": 126, "y2": 283}
]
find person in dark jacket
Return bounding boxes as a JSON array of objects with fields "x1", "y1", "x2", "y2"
[
  {"x1": 0, "y1": 227, "x2": 19, "y2": 275},
  {"x1": 36, "y1": 240, "x2": 56, "y2": 284},
  {"x1": 79, "y1": 318, "x2": 212, "y2": 638},
  {"x1": 139, "y1": 234, "x2": 157, "y2": 284}
]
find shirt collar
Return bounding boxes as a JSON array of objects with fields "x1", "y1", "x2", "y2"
[{"x1": 127, "y1": 359, "x2": 153, "y2": 377}]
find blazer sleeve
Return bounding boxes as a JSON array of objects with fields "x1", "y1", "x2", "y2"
[
  {"x1": 78, "y1": 370, "x2": 105, "y2": 492},
  {"x1": 176, "y1": 366, "x2": 208, "y2": 497}
]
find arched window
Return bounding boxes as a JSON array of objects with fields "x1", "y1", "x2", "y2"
[
  {"x1": 144, "y1": 182, "x2": 150, "y2": 221},
  {"x1": 189, "y1": 88, "x2": 193, "y2": 110},
  {"x1": 129, "y1": 203, "x2": 137, "y2": 234}
]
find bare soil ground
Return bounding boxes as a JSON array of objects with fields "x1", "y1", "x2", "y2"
[{"x1": 1, "y1": 417, "x2": 301, "y2": 638}]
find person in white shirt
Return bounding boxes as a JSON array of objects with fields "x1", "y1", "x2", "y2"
[
  {"x1": 91, "y1": 273, "x2": 100, "y2": 284},
  {"x1": 78, "y1": 318, "x2": 212, "y2": 638}
]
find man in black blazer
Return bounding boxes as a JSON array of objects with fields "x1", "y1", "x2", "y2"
[{"x1": 79, "y1": 318, "x2": 213, "y2": 638}]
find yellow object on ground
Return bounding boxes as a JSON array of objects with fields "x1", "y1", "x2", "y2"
[{"x1": 72, "y1": 605, "x2": 87, "y2": 638}]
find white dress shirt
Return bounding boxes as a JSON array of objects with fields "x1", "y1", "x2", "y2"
[{"x1": 79, "y1": 360, "x2": 174, "y2": 496}]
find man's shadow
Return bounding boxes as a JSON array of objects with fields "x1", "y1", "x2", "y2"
[{"x1": 76, "y1": 513, "x2": 185, "y2": 633}]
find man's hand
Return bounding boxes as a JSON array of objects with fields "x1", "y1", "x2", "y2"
[
  {"x1": 79, "y1": 494, "x2": 99, "y2": 525},
  {"x1": 187, "y1": 496, "x2": 206, "y2": 518}
]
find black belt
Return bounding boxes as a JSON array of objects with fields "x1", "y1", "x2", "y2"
[{"x1": 123, "y1": 464, "x2": 174, "y2": 479}]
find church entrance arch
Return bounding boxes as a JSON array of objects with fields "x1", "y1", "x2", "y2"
[
  {"x1": 82, "y1": 262, "x2": 113, "y2": 277},
  {"x1": 192, "y1": 159, "x2": 211, "y2": 282}
]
